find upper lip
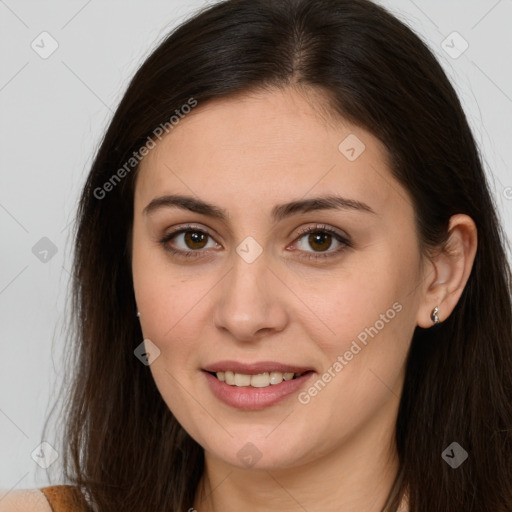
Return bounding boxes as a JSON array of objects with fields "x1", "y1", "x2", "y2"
[{"x1": 202, "y1": 360, "x2": 315, "y2": 375}]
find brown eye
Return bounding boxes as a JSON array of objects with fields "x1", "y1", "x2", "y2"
[
  {"x1": 160, "y1": 226, "x2": 219, "y2": 257},
  {"x1": 183, "y1": 231, "x2": 209, "y2": 250},
  {"x1": 305, "y1": 232, "x2": 333, "y2": 252},
  {"x1": 293, "y1": 225, "x2": 351, "y2": 260}
]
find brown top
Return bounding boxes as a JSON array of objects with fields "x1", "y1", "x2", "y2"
[
  {"x1": 39, "y1": 484, "x2": 409, "y2": 511},
  {"x1": 39, "y1": 485, "x2": 90, "y2": 512}
]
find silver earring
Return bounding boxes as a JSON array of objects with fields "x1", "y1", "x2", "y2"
[
  {"x1": 431, "y1": 306, "x2": 440, "y2": 325},
  {"x1": 137, "y1": 311, "x2": 140, "y2": 318}
]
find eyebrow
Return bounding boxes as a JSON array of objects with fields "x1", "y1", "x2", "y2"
[{"x1": 143, "y1": 193, "x2": 376, "y2": 222}]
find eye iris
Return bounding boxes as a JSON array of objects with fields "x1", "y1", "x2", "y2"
[
  {"x1": 184, "y1": 231, "x2": 208, "y2": 249},
  {"x1": 308, "y1": 232, "x2": 331, "y2": 251}
]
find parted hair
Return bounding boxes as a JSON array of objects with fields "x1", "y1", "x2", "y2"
[{"x1": 45, "y1": 0, "x2": 512, "y2": 510}]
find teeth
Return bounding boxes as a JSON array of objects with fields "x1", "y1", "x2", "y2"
[
  {"x1": 214, "y1": 371, "x2": 304, "y2": 387},
  {"x1": 234, "y1": 373, "x2": 251, "y2": 386}
]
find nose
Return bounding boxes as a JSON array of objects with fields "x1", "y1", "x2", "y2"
[{"x1": 212, "y1": 251, "x2": 289, "y2": 342}]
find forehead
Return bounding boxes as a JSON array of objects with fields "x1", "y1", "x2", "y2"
[{"x1": 134, "y1": 87, "x2": 401, "y2": 218}]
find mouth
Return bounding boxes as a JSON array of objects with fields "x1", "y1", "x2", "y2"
[
  {"x1": 206, "y1": 370, "x2": 313, "y2": 388},
  {"x1": 201, "y1": 361, "x2": 316, "y2": 410}
]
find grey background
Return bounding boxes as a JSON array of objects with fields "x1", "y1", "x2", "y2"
[{"x1": 1, "y1": 0, "x2": 511, "y2": 491}]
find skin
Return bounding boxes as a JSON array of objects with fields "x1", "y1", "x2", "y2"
[
  {"x1": 0, "y1": 489, "x2": 54, "y2": 512},
  {"x1": 131, "y1": 86, "x2": 477, "y2": 512}
]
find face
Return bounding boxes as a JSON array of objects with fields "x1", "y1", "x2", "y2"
[{"x1": 132, "y1": 87, "x2": 425, "y2": 471}]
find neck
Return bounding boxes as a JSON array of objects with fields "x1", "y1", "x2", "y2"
[{"x1": 193, "y1": 408, "x2": 402, "y2": 512}]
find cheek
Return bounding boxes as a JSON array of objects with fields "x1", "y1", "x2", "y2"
[
  {"x1": 312, "y1": 248, "x2": 408, "y2": 346},
  {"x1": 299, "y1": 283, "x2": 411, "y2": 440},
  {"x1": 132, "y1": 236, "x2": 187, "y2": 347},
  {"x1": 132, "y1": 248, "x2": 208, "y2": 415},
  {"x1": 303, "y1": 242, "x2": 417, "y2": 413},
  {"x1": 134, "y1": 270, "x2": 203, "y2": 350},
  {"x1": 132, "y1": 239, "x2": 218, "y2": 374}
]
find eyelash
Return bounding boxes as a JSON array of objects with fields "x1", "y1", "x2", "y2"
[{"x1": 159, "y1": 223, "x2": 351, "y2": 261}]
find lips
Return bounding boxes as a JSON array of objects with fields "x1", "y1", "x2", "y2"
[
  {"x1": 201, "y1": 360, "x2": 316, "y2": 409},
  {"x1": 202, "y1": 360, "x2": 315, "y2": 375},
  {"x1": 203, "y1": 369, "x2": 315, "y2": 410}
]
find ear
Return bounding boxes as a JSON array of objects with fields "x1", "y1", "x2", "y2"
[{"x1": 416, "y1": 214, "x2": 478, "y2": 328}]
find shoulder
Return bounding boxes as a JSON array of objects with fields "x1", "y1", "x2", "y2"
[{"x1": 0, "y1": 488, "x2": 53, "y2": 512}]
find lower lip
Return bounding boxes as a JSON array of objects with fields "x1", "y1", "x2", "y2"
[{"x1": 203, "y1": 371, "x2": 315, "y2": 410}]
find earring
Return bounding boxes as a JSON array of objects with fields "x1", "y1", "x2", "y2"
[
  {"x1": 431, "y1": 306, "x2": 440, "y2": 325},
  {"x1": 137, "y1": 311, "x2": 141, "y2": 318}
]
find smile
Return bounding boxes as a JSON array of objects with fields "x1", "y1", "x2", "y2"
[
  {"x1": 202, "y1": 366, "x2": 315, "y2": 410},
  {"x1": 210, "y1": 370, "x2": 307, "y2": 388}
]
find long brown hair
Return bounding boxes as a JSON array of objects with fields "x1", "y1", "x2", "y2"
[{"x1": 44, "y1": 0, "x2": 512, "y2": 510}]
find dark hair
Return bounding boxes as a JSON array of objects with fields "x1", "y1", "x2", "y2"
[{"x1": 46, "y1": 0, "x2": 512, "y2": 510}]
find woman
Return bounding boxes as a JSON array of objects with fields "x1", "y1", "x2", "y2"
[{"x1": 4, "y1": 0, "x2": 511, "y2": 510}]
